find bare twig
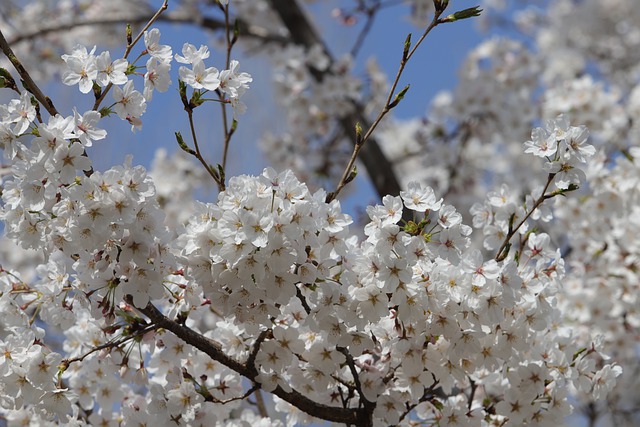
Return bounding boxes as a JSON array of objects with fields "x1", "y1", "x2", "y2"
[
  {"x1": 6, "y1": 14, "x2": 286, "y2": 48},
  {"x1": 209, "y1": 383, "x2": 260, "y2": 405},
  {"x1": 337, "y1": 346, "x2": 375, "y2": 409},
  {"x1": 187, "y1": 108, "x2": 225, "y2": 190},
  {"x1": 328, "y1": 9, "x2": 444, "y2": 202},
  {"x1": 494, "y1": 173, "x2": 556, "y2": 262},
  {"x1": 350, "y1": 3, "x2": 380, "y2": 58},
  {"x1": 246, "y1": 329, "x2": 270, "y2": 369},
  {"x1": 126, "y1": 1, "x2": 169, "y2": 58},
  {"x1": 219, "y1": 3, "x2": 233, "y2": 177},
  {"x1": 468, "y1": 377, "x2": 477, "y2": 411},
  {"x1": 295, "y1": 287, "x2": 312, "y2": 315},
  {"x1": 61, "y1": 324, "x2": 156, "y2": 368},
  {"x1": 254, "y1": 389, "x2": 269, "y2": 418},
  {"x1": 395, "y1": 379, "x2": 441, "y2": 425}
]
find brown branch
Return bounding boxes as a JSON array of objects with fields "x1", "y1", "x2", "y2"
[
  {"x1": 130, "y1": 297, "x2": 370, "y2": 425},
  {"x1": 395, "y1": 377, "x2": 441, "y2": 425},
  {"x1": 0, "y1": 28, "x2": 58, "y2": 116},
  {"x1": 295, "y1": 285, "x2": 312, "y2": 315},
  {"x1": 337, "y1": 346, "x2": 374, "y2": 411},
  {"x1": 246, "y1": 329, "x2": 270, "y2": 370},
  {"x1": 254, "y1": 389, "x2": 269, "y2": 418},
  {"x1": 209, "y1": 383, "x2": 260, "y2": 405}
]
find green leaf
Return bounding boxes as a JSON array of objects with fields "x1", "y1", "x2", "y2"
[
  {"x1": 441, "y1": 6, "x2": 482, "y2": 23},
  {"x1": 355, "y1": 122, "x2": 363, "y2": 145},
  {"x1": 345, "y1": 166, "x2": 357, "y2": 184},
  {"x1": 402, "y1": 34, "x2": 412, "y2": 60},
  {"x1": 388, "y1": 84, "x2": 410, "y2": 109},
  {"x1": 175, "y1": 132, "x2": 196, "y2": 155}
]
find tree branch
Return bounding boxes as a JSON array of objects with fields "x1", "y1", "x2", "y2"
[
  {"x1": 337, "y1": 346, "x2": 375, "y2": 411},
  {"x1": 130, "y1": 297, "x2": 369, "y2": 425},
  {"x1": 5, "y1": 13, "x2": 287, "y2": 48}
]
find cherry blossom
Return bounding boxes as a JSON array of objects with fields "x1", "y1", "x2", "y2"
[
  {"x1": 0, "y1": 1, "x2": 634, "y2": 426},
  {"x1": 61, "y1": 45, "x2": 98, "y2": 93}
]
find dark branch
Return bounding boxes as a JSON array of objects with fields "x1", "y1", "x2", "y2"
[{"x1": 130, "y1": 297, "x2": 368, "y2": 425}]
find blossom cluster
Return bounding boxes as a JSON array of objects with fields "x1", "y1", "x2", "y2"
[
  {"x1": 0, "y1": 111, "x2": 175, "y2": 422},
  {"x1": 0, "y1": 75, "x2": 621, "y2": 424},
  {"x1": 0, "y1": 25, "x2": 254, "y2": 424},
  {"x1": 0, "y1": 1, "x2": 635, "y2": 426},
  {"x1": 60, "y1": 28, "x2": 252, "y2": 129},
  {"x1": 168, "y1": 142, "x2": 617, "y2": 425},
  {"x1": 552, "y1": 146, "x2": 640, "y2": 422}
]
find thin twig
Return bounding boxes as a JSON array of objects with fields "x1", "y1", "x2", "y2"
[
  {"x1": 209, "y1": 383, "x2": 261, "y2": 405},
  {"x1": 126, "y1": 1, "x2": 169, "y2": 58},
  {"x1": 467, "y1": 377, "x2": 477, "y2": 411},
  {"x1": 61, "y1": 325, "x2": 156, "y2": 368},
  {"x1": 494, "y1": 173, "x2": 556, "y2": 261},
  {"x1": 188, "y1": 109, "x2": 225, "y2": 190},
  {"x1": 6, "y1": 14, "x2": 286, "y2": 48},
  {"x1": 268, "y1": 0, "x2": 405, "y2": 217},
  {"x1": 246, "y1": 329, "x2": 270, "y2": 369},
  {"x1": 254, "y1": 389, "x2": 269, "y2": 418},
  {"x1": 328, "y1": 9, "x2": 444, "y2": 202},
  {"x1": 219, "y1": 3, "x2": 233, "y2": 176},
  {"x1": 337, "y1": 346, "x2": 374, "y2": 408},
  {"x1": 395, "y1": 379, "x2": 440, "y2": 425},
  {"x1": 295, "y1": 285, "x2": 312, "y2": 314}
]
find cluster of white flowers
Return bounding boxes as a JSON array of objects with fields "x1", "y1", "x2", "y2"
[
  {"x1": 374, "y1": 37, "x2": 544, "y2": 209},
  {"x1": 171, "y1": 153, "x2": 619, "y2": 426},
  {"x1": 542, "y1": 76, "x2": 629, "y2": 149},
  {"x1": 0, "y1": 0, "x2": 637, "y2": 426},
  {"x1": 551, "y1": 145, "x2": 640, "y2": 422},
  {"x1": 176, "y1": 42, "x2": 252, "y2": 115},
  {"x1": 59, "y1": 28, "x2": 251, "y2": 129},
  {"x1": 0, "y1": 67, "x2": 622, "y2": 424},
  {"x1": 0, "y1": 108, "x2": 176, "y2": 423}
]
